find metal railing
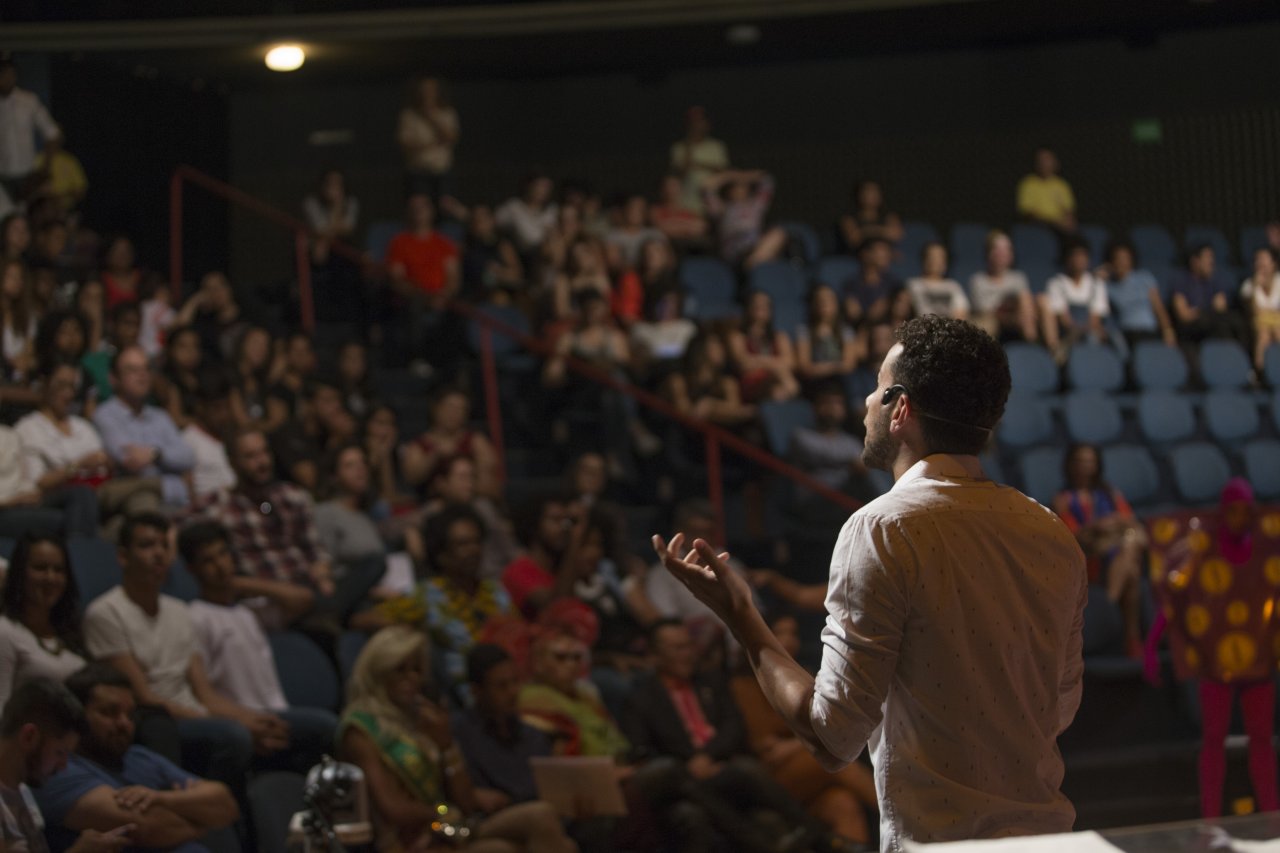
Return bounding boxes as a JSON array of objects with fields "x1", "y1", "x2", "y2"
[{"x1": 168, "y1": 165, "x2": 863, "y2": 542}]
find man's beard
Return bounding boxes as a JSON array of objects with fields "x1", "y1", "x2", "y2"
[{"x1": 862, "y1": 408, "x2": 895, "y2": 472}]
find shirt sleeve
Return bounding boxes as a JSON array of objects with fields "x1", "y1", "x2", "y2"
[
  {"x1": 1058, "y1": 570, "x2": 1087, "y2": 734},
  {"x1": 0, "y1": 622, "x2": 19, "y2": 711},
  {"x1": 950, "y1": 281, "x2": 971, "y2": 313},
  {"x1": 31, "y1": 761, "x2": 101, "y2": 828},
  {"x1": 15, "y1": 422, "x2": 49, "y2": 482},
  {"x1": 31, "y1": 97, "x2": 61, "y2": 144},
  {"x1": 1044, "y1": 277, "x2": 1067, "y2": 315},
  {"x1": 1090, "y1": 277, "x2": 1110, "y2": 317},
  {"x1": 91, "y1": 403, "x2": 129, "y2": 464},
  {"x1": 810, "y1": 514, "x2": 913, "y2": 769},
  {"x1": 83, "y1": 600, "x2": 130, "y2": 661},
  {"x1": 154, "y1": 410, "x2": 195, "y2": 473}
]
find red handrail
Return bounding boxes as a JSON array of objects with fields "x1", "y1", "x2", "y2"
[{"x1": 168, "y1": 165, "x2": 864, "y2": 542}]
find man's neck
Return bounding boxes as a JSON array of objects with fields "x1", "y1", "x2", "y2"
[
  {"x1": 122, "y1": 578, "x2": 161, "y2": 615},
  {"x1": 200, "y1": 587, "x2": 236, "y2": 607},
  {"x1": 236, "y1": 479, "x2": 274, "y2": 503},
  {"x1": 120, "y1": 395, "x2": 146, "y2": 415},
  {"x1": 891, "y1": 450, "x2": 983, "y2": 483},
  {"x1": 78, "y1": 743, "x2": 124, "y2": 773}
]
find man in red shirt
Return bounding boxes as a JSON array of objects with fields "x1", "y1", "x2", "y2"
[{"x1": 386, "y1": 192, "x2": 459, "y2": 304}]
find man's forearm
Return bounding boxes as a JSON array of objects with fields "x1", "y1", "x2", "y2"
[
  {"x1": 157, "y1": 783, "x2": 238, "y2": 829},
  {"x1": 728, "y1": 604, "x2": 825, "y2": 755}
]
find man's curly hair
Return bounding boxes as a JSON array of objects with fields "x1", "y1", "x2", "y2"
[{"x1": 893, "y1": 315, "x2": 1010, "y2": 456}]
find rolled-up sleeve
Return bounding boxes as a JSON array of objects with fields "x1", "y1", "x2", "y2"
[{"x1": 810, "y1": 515, "x2": 913, "y2": 769}]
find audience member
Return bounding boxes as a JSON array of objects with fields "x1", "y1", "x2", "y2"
[
  {"x1": 228, "y1": 325, "x2": 287, "y2": 435},
  {"x1": 1016, "y1": 146, "x2": 1076, "y2": 234},
  {"x1": 338, "y1": 625, "x2": 577, "y2": 853},
  {"x1": 1041, "y1": 241, "x2": 1112, "y2": 361},
  {"x1": 1052, "y1": 444, "x2": 1146, "y2": 657},
  {"x1": 97, "y1": 236, "x2": 140, "y2": 311},
  {"x1": 386, "y1": 193, "x2": 459, "y2": 305},
  {"x1": 91, "y1": 346, "x2": 194, "y2": 508},
  {"x1": 496, "y1": 173, "x2": 559, "y2": 257},
  {"x1": 401, "y1": 385, "x2": 499, "y2": 499},
  {"x1": 605, "y1": 194, "x2": 665, "y2": 273},
  {"x1": 906, "y1": 241, "x2": 969, "y2": 320},
  {"x1": 269, "y1": 330, "x2": 316, "y2": 420},
  {"x1": 270, "y1": 375, "x2": 358, "y2": 491},
  {"x1": 37, "y1": 664, "x2": 239, "y2": 853},
  {"x1": 967, "y1": 230, "x2": 1037, "y2": 342},
  {"x1": 788, "y1": 383, "x2": 875, "y2": 514},
  {"x1": 82, "y1": 513, "x2": 255, "y2": 792},
  {"x1": 315, "y1": 443, "x2": 388, "y2": 567},
  {"x1": 1100, "y1": 240, "x2": 1176, "y2": 349},
  {"x1": 417, "y1": 455, "x2": 518, "y2": 579},
  {"x1": 702, "y1": 170, "x2": 786, "y2": 271},
  {"x1": 561, "y1": 507, "x2": 651, "y2": 674},
  {"x1": 730, "y1": 611, "x2": 877, "y2": 847},
  {"x1": 518, "y1": 628, "x2": 630, "y2": 760},
  {"x1": 0, "y1": 214, "x2": 30, "y2": 264},
  {"x1": 1, "y1": 258, "x2": 38, "y2": 384},
  {"x1": 303, "y1": 167, "x2": 359, "y2": 266},
  {"x1": 1241, "y1": 247, "x2": 1280, "y2": 372},
  {"x1": 629, "y1": 288, "x2": 697, "y2": 385},
  {"x1": 179, "y1": 372, "x2": 237, "y2": 501},
  {"x1": 0, "y1": 57, "x2": 62, "y2": 204},
  {"x1": 32, "y1": 139, "x2": 87, "y2": 219},
  {"x1": 662, "y1": 332, "x2": 756, "y2": 428},
  {"x1": 0, "y1": 534, "x2": 89, "y2": 711},
  {"x1": 179, "y1": 521, "x2": 336, "y2": 774},
  {"x1": 0, "y1": 425, "x2": 65, "y2": 538},
  {"x1": 634, "y1": 237, "x2": 681, "y2": 322},
  {"x1": 397, "y1": 76, "x2": 459, "y2": 203},
  {"x1": 33, "y1": 309, "x2": 90, "y2": 392},
  {"x1": 335, "y1": 339, "x2": 377, "y2": 420},
  {"x1": 835, "y1": 180, "x2": 903, "y2": 255},
  {"x1": 134, "y1": 277, "x2": 174, "y2": 361},
  {"x1": 727, "y1": 291, "x2": 800, "y2": 403},
  {"x1": 842, "y1": 237, "x2": 901, "y2": 326},
  {"x1": 362, "y1": 403, "x2": 416, "y2": 514},
  {"x1": 460, "y1": 203, "x2": 524, "y2": 303},
  {"x1": 172, "y1": 272, "x2": 247, "y2": 363},
  {"x1": 795, "y1": 285, "x2": 859, "y2": 388},
  {"x1": 1170, "y1": 244, "x2": 1248, "y2": 347},
  {"x1": 501, "y1": 493, "x2": 577, "y2": 620},
  {"x1": 669, "y1": 106, "x2": 729, "y2": 214},
  {"x1": 0, "y1": 678, "x2": 130, "y2": 853},
  {"x1": 650, "y1": 174, "x2": 709, "y2": 250}
]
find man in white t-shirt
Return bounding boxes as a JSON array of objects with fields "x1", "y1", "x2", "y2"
[
  {"x1": 178, "y1": 520, "x2": 335, "y2": 776},
  {"x1": 1041, "y1": 241, "x2": 1110, "y2": 359}
]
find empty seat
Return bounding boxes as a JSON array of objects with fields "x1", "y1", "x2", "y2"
[
  {"x1": 68, "y1": 537, "x2": 124, "y2": 606},
  {"x1": 1065, "y1": 343, "x2": 1125, "y2": 392},
  {"x1": 1170, "y1": 442, "x2": 1232, "y2": 505},
  {"x1": 1184, "y1": 225, "x2": 1234, "y2": 267},
  {"x1": 680, "y1": 257, "x2": 739, "y2": 321},
  {"x1": 759, "y1": 399, "x2": 816, "y2": 457},
  {"x1": 1198, "y1": 339, "x2": 1252, "y2": 389},
  {"x1": 892, "y1": 220, "x2": 940, "y2": 278},
  {"x1": 1022, "y1": 260, "x2": 1058, "y2": 296},
  {"x1": 1244, "y1": 440, "x2": 1280, "y2": 500},
  {"x1": 812, "y1": 255, "x2": 859, "y2": 291},
  {"x1": 1063, "y1": 391, "x2": 1123, "y2": 445},
  {"x1": 337, "y1": 630, "x2": 369, "y2": 683},
  {"x1": 1263, "y1": 344, "x2": 1280, "y2": 388},
  {"x1": 269, "y1": 631, "x2": 341, "y2": 711},
  {"x1": 949, "y1": 222, "x2": 990, "y2": 271},
  {"x1": 1005, "y1": 343, "x2": 1059, "y2": 395},
  {"x1": 365, "y1": 220, "x2": 402, "y2": 264},
  {"x1": 999, "y1": 394, "x2": 1055, "y2": 448},
  {"x1": 1132, "y1": 341, "x2": 1189, "y2": 390},
  {"x1": 1130, "y1": 224, "x2": 1179, "y2": 270},
  {"x1": 779, "y1": 221, "x2": 822, "y2": 264},
  {"x1": 1137, "y1": 390, "x2": 1197, "y2": 446},
  {"x1": 1272, "y1": 391, "x2": 1280, "y2": 430},
  {"x1": 1100, "y1": 445, "x2": 1161, "y2": 507},
  {"x1": 162, "y1": 557, "x2": 200, "y2": 603},
  {"x1": 748, "y1": 261, "x2": 809, "y2": 334},
  {"x1": 1203, "y1": 390, "x2": 1260, "y2": 444},
  {"x1": 1079, "y1": 224, "x2": 1111, "y2": 265},
  {"x1": 1011, "y1": 223, "x2": 1058, "y2": 270},
  {"x1": 1019, "y1": 446, "x2": 1066, "y2": 506},
  {"x1": 1240, "y1": 225, "x2": 1267, "y2": 264}
]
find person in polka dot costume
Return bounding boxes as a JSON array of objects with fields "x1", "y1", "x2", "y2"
[{"x1": 1145, "y1": 477, "x2": 1280, "y2": 817}]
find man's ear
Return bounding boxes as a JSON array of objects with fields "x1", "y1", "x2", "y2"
[{"x1": 17, "y1": 722, "x2": 40, "y2": 751}]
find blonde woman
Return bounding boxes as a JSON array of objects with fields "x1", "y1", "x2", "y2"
[{"x1": 339, "y1": 626, "x2": 577, "y2": 853}]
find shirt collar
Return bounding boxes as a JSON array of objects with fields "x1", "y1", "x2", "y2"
[{"x1": 893, "y1": 454, "x2": 987, "y2": 491}]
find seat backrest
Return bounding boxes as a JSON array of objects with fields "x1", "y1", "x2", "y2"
[
  {"x1": 949, "y1": 222, "x2": 990, "y2": 270},
  {"x1": 778, "y1": 221, "x2": 822, "y2": 264},
  {"x1": 1132, "y1": 341, "x2": 1189, "y2": 390},
  {"x1": 248, "y1": 772, "x2": 307, "y2": 853},
  {"x1": 680, "y1": 257, "x2": 739, "y2": 321},
  {"x1": 748, "y1": 261, "x2": 809, "y2": 334},
  {"x1": 1010, "y1": 223, "x2": 1059, "y2": 270},
  {"x1": 1240, "y1": 225, "x2": 1267, "y2": 264},
  {"x1": 1243, "y1": 440, "x2": 1280, "y2": 501},
  {"x1": 365, "y1": 220, "x2": 403, "y2": 264},
  {"x1": 1100, "y1": 445, "x2": 1161, "y2": 507},
  {"x1": 1063, "y1": 391, "x2": 1123, "y2": 445},
  {"x1": 1184, "y1": 225, "x2": 1233, "y2": 267},
  {"x1": 998, "y1": 394, "x2": 1054, "y2": 448},
  {"x1": 466, "y1": 303, "x2": 530, "y2": 358},
  {"x1": 893, "y1": 221, "x2": 940, "y2": 278},
  {"x1": 162, "y1": 557, "x2": 200, "y2": 603},
  {"x1": 1130, "y1": 224, "x2": 1179, "y2": 269},
  {"x1": 1170, "y1": 442, "x2": 1232, "y2": 505},
  {"x1": 68, "y1": 537, "x2": 124, "y2": 608},
  {"x1": 1065, "y1": 343, "x2": 1125, "y2": 392},
  {"x1": 1203, "y1": 390, "x2": 1260, "y2": 443},
  {"x1": 1005, "y1": 343, "x2": 1059, "y2": 395},
  {"x1": 269, "y1": 631, "x2": 341, "y2": 711},
  {"x1": 1019, "y1": 446, "x2": 1066, "y2": 506},
  {"x1": 759, "y1": 399, "x2": 817, "y2": 457},
  {"x1": 337, "y1": 630, "x2": 369, "y2": 684},
  {"x1": 1263, "y1": 344, "x2": 1280, "y2": 389},
  {"x1": 1079, "y1": 224, "x2": 1111, "y2": 265},
  {"x1": 1136, "y1": 390, "x2": 1196, "y2": 445},
  {"x1": 1198, "y1": 339, "x2": 1252, "y2": 389},
  {"x1": 812, "y1": 256, "x2": 860, "y2": 291}
]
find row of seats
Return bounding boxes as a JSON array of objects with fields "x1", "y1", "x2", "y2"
[{"x1": 1009, "y1": 340, "x2": 1277, "y2": 394}]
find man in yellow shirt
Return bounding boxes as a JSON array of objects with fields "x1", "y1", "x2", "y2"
[{"x1": 1016, "y1": 147, "x2": 1076, "y2": 234}]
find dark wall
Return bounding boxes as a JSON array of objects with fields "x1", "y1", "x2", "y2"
[{"x1": 224, "y1": 21, "x2": 1280, "y2": 283}]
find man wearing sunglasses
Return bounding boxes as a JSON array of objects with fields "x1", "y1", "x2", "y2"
[{"x1": 655, "y1": 315, "x2": 1086, "y2": 851}]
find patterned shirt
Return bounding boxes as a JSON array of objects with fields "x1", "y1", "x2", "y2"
[
  {"x1": 810, "y1": 454, "x2": 1086, "y2": 852},
  {"x1": 189, "y1": 482, "x2": 327, "y2": 587},
  {"x1": 420, "y1": 576, "x2": 513, "y2": 688}
]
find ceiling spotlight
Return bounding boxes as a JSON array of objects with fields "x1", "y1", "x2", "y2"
[{"x1": 265, "y1": 44, "x2": 305, "y2": 72}]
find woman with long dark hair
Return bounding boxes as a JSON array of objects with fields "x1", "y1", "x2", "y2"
[{"x1": 0, "y1": 533, "x2": 89, "y2": 710}]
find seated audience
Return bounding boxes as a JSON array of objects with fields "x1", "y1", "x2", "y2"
[
  {"x1": 906, "y1": 241, "x2": 969, "y2": 320},
  {"x1": 153, "y1": 325, "x2": 203, "y2": 429},
  {"x1": 650, "y1": 174, "x2": 708, "y2": 251},
  {"x1": 835, "y1": 179, "x2": 903, "y2": 255},
  {"x1": 731, "y1": 611, "x2": 877, "y2": 847},
  {"x1": 1100, "y1": 240, "x2": 1176, "y2": 349},
  {"x1": 414, "y1": 454, "x2": 518, "y2": 579},
  {"x1": 271, "y1": 376, "x2": 359, "y2": 492},
  {"x1": 338, "y1": 625, "x2": 577, "y2": 853},
  {"x1": 550, "y1": 236, "x2": 614, "y2": 323},
  {"x1": 842, "y1": 237, "x2": 901, "y2": 326},
  {"x1": 136, "y1": 276, "x2": 175, "y2": 361},
  {"x1": 795, "y1": 285, "x2": 859, "y2": 389},
  {"x1": 172, "y1": 271, "x2": 248, "y2": 363},
  {"x1": 788, "y1": 384, "x2": 875, "y2": 516},
  {"x1": 180, "y1": 372, "x2": 237, "y2": 501},
  {"x1": 386, "y1": 193, "x2": 460, "y2": 305},
  {"x1": 98, "y1": 235, "x2": 141, "y2": 310},
  {"x1": 0, "y1": 678, "x2": 131, "y2": 853},
  {"x1": 518, "y1": 628, "x2": 630, "y2": 760},
  {"x1": 0, "y1": 425, "x2": 68, "y2": 538},
  {"x1": 83, "y1": 513, "x2": 254, "y2": 792},
  {"x1": 727, "y1": 291, "x2": 800, "y2": 403},
  {"x1": 316, "y1": 443, "x2": 388, "y2": 567},
  {"x1": 501, "y1": 493, "x2": 577, "y2": 620},
  {"x1": 1041, "y1": 241, "x2": 1113, "y2": 361},
  {"x1": 0, "y1": 534, "x2": 89, "y2": 711},
  {"x1": 629, "y1": 290, "x2": 697, "y2": 385},
  {"x1": 179, "y1": 521, "x2": 336, "y2": 774},
  {"x1": 32, "y1": 309, "x2": 91, "y2": 405},
  {"x1": 1242, "y1": 247, "x2": 1280, "y2": 372},
  {"x1": 966, "y1": 231, "x2": 1036, "y2": 342},
  {"x1": 496, "y1": 173, "x2": 559, "y2": 257},
  {"x1": 0, "y1": 213, "x2": 30, "y2": 264},
  {"x1": 228, "y1": 325, "x2": 287, "y2": 435},
  {"x1": 460, "y1": 203, "x2": 524, "y2": 303},
  {"x1": 302, "y1": 167, "x2": 359, "y2": 267},
  {"x1": 335, "y1": 339, "x2": 377, "y2": 420},
  {"x1": 37, "y1": 665, "x2": 239, "y2": 853},
  {"x1": 1170, "y1": 244, "x2": 1247, "y2": 346},
  {"x1": 702, "y1": 170, "x2": 786, "y2": 271},
  {"x1": 605, "y1": 194, "x2": 665, "y2": 273},
  {"x1": 418, "y1": 504, "x2": 516, "y2": 693},
  {"x1": 270, "y1": 331, "x2": 317, "y2": 420},
  {"x1": 2, "y1": 258, "x2": 39, "y2": 386},
  {"x1": 1016, "y1": 147, "x2": 1076, "y2": 234},
  {"x1": 402, "y1": 386, "x2": 499, "y2": 500},
  {"x1": 1052, "y1": 444, "x2": 1146, "y2": 657},
  {"x1": 91, "y1": 346, "x2": 194, "y2": 508}
]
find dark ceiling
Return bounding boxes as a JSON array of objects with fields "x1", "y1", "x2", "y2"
[{"x1": 5, "y1": 0, "x2": 1277, "y2": 89}]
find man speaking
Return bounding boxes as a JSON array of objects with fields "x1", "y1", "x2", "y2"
[{"x1": 654, "y1": 315, "x2": 1086, "y2": 851}]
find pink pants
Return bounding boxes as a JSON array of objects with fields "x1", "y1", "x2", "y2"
[{"x1": 1199, "y1": 679, "x2": 1279, "y2": 817}]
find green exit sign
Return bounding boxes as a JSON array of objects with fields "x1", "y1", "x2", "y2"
[{"x1": 1132, "y1": 118, "x2": 1163, "y2": 144}]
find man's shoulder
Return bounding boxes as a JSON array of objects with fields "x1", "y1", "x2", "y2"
[{"x1": 83, "y1": 586, "x2": 126, "y2": 618}]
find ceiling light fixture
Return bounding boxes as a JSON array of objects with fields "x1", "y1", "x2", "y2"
[{"x1": 265, "y1": 44, "x2": 306, "y2": 72}]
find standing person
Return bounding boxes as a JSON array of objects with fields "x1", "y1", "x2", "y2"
[
  {"x1": 0, "y1": 56, "x2": 62, "y2": 204},
  {"x1": 669, "y1": 106, "x2": 728, "y2": 215},
  {"x1": 397, "y1": 76, "x2": 459, "y2": 204},
  {"x1": 653, "y1": 315, "x2": 1087, "y2": 850}
]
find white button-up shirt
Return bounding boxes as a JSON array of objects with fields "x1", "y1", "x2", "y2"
[
  {"x1": 0, "y1": 87, "x2": 60, "y2": 178},
  {"x1": 810, "y1": 454, "x2": 1086, "y2": 852}
]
